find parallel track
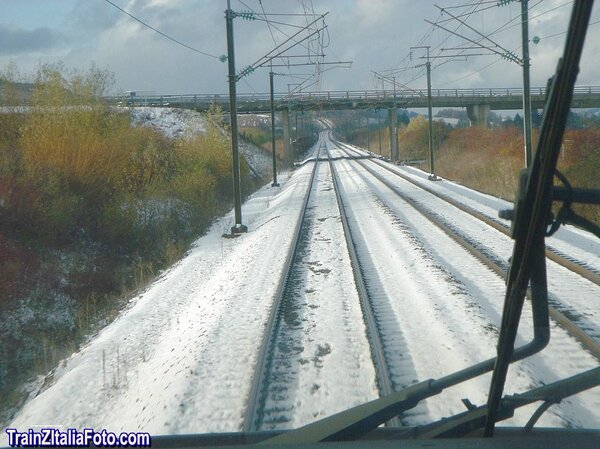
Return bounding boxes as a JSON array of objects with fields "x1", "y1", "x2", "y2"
[
  {"x1": 325, "y1": 144, "x2": 400, "y2": 427},
  {"x1": 336, "y1": 139, "x2": 600, "y2": 287},
  {"x1": 331, "y1": 138, "x2": 600, "y2": 360},
  {"x1": 244, "y1": 133, "x2": 600, "y2": 434}
]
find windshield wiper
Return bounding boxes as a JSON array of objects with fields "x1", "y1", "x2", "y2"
[{"x1": 484, "y1": 0, "x2": 594, "y2": 435}]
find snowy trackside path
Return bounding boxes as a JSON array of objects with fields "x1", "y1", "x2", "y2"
[
  {"x1": 2, "y1": 162, "x2": 314, "y2": 440},
  {"x1": 343, "y1": 142, "x2": 600, "y2": 274},
  {"x1": 395, "y1": 163, "x2": 600, "y2": 274},
  {"x1": 360, "y1": 159, "x2": 600, "y2": 345}
]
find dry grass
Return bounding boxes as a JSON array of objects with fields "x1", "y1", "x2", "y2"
[
  {"x1": 436, "y1": 127, "x2": 524, "y2": 200},
  {"x1": 0, "y1": 63, "x2": 256, "y2": 421}
]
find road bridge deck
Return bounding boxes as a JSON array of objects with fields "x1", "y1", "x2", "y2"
[{"x1": 109, "y1": 86, "x2": 600, "y2": 113}]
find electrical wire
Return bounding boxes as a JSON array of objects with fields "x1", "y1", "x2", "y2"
[
  {"x1": 432, "y1": 1, "x2": 580, "y2": 87},
  {"x1": 409, "y1": 0, "x2": 546, "y2": 87},
  {"x1": 238, "y1": 0, "x2": 315, "y2": 55},
  {"x1": 241, "y1": 77, "x2": 259, "y2": 93},
  {"x1": 479, "y1": 1, "x2": 572, "y2": 39},
  {"x1": 252, "y1": 16, "x2": 311, "y2": 29},
  {"x1": 259, "y1": 0, "x2": 279, "y2": 48},
  {"x1": 442, "y1": 0, "x2": 500, "y2": 9},
  {"x1": 241, "y1": 0, "x2": 330, "y2": 91},
  {"x1": 387, "y1": 0, "x2": 483, "y2": 87},
  {"x1": 536, "y1": 17, "x2": 600, "y2": 40},
  {"x1": 236, "y1": 0, "x2": 332, "y2": 93},
  {"x1": 103, "y1": 0, "x2": 222, "y2": 60}
]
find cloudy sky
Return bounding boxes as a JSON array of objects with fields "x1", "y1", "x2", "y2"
[{"x1": 1, "y1": 0, "x2": 599, "y2": 95}]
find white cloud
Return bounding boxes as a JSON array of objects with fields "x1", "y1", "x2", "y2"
[{"x1": 1, "y1": 0, "x2": 599, "y2": 95}]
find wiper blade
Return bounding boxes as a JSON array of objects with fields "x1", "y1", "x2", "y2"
[
  {"x1": 484, "y1": 0, "x2": 594, "y2": 436},
  {"x1": 261, "y1": 366, "x2": 600, "y2": 445}
]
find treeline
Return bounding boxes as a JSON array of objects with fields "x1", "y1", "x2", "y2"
[
  {"x1": 336, "y1": 109, "x2": 599, "y2": 224},
  {"x1": 240, "y1": 118, "x2": 321, "y2": 161},
  {"x1": 392, "y1": 117, "x2": 600, "y2": 224},
  {"x1": 0, "y1": 64, "x2": 255, "y2": 422}
]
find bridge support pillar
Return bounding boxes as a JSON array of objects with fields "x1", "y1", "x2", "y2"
[
  {"x1": 282, "y1": 108, "x2": 293, "y2": 169},
  {"x1": 467, "y1": 104, "x2": 491, "y2": 127},
  {"x1": 389, "y1": 108, "x2": 398, "y2": 162}
]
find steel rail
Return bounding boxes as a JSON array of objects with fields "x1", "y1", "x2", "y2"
[
  {"x1": 325, "y1": 134, "x2": 400, "y2": 428},
  {"x1": 342, "y1": 142, "x2": 600, "y2": 287},
  {"x1": 332, "y1": 140, "x2": 600, "y2": 360},
  {"x1": 242, "y1": 140, "x2": 323, "y2": 432}
]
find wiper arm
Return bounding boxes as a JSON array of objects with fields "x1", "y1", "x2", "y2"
[
  {"x1": 485, "y1": 0, "x2": 594, "y2": 436},
  {"x1": 262, "y1": 227, "x2": 552, "y2": 444},
  {"x1": 260, "y1": 379, "x2": 440, "y2": 444},
  {"x1": 407, "y1": 366, "x2": 600, "y2": 439},
  {"x1": 262, "y1": 311, "x2": 549, "y2": 447}
]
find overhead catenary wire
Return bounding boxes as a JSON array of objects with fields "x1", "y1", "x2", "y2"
[
  {"x1": 103, "y1": 0, "x2": 223, "y2": 60},
  {"x1": 249, "y1": 20, "x2": 328, "y2": 71},
  {"x1": 406, "y1": 0, "x2": 535, "y2": 86},
  {"x1": 435, "y1": 1, "x2": 521, "y2": 26},
  {"x1": 442, "y1": 0, "x2": 500, "y2": 9},
  {"x1": 259, "y1": 0, "x2": 280, "y2": 49},
  {"x1": 384, "y1": 1, "x2": 482, "y2": 87},
  {"x1": 437, "y1": 53, "x2": 505, "y2": 85},
  {"x1": 536, "y1": 17, "x2": 600, "y2": 40},
  {"x1": 425, "y1": 12, "x2": 521, "y2": 64},
  {"x1": 237, "y1": 0, "x2": 321, "y2": 59},
  {"x1": 405, "y1": 0, "x2": 545, "y2": 87},
  {"x1": 435, "y1": 0, "x2": 600, "y2": 86},
  {"x1": 234, "y1": 0, "x2": 338, "y2": 95},
  {"x1": 433, "y1": 0, "x2": 544, "y2": 70}
]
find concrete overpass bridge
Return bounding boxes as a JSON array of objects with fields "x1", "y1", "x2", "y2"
[
  {"x1": 113, "y1": 85, "x2": 600, "y2": 125},
  {"x1": 112, "y1": 85, "x2": 600, "y2": 166}
]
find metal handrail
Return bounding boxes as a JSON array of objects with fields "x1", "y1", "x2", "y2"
[{"x1": 105, "y1": 85, "x2": 600, "y2": 106}]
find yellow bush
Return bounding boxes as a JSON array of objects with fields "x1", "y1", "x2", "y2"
[
  {"x1": 20, "y1": 64, "x2": 129, "y2": 196},
  {"x1": 172, "y1": 119, "x2": 232, "y2": 206}
]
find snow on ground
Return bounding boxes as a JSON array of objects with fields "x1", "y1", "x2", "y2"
[
  {"x1": 396, "y1": 163, "x2": 600, "y2": 275},
  {"x1": 129, "y1": 107, "x2": 207, "y2": 138},
  {"x1": 1, "y1": 159, "x2": 310, "y2": 441},
  {"x1": 260, "y1": 148, "x2": 378, "y2": 430},
  {"x1": 359, "y1": 158, "x2": 600, "y2": 346},
  {"x1": 341, "y1": 141, "x2": 600, "y2": 274},
  {"x1": 238, "y1": 139, "x2": 273, "y2": 182},
  {"x1": 334, "y1": 154, "x2": 600, "y2": 428},
  {"x1": 129, "y1": 107, "x2": 274, "y2": 181},
  {"x1": 3, "y1": 131, "x2": 599, "y2": 443}
]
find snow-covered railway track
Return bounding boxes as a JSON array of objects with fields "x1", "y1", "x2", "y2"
[
  {"x1": 331, "y1": 140, "x2": 600, "y2": 360},
  {"x1": 242, "y1": 139, "x2": 323, "y2": 432},
  {"x1": 327, "y1": 136, "x2": 600, "y2": 427},
  {"x1": 338, "y1": 140, "x2": 600, "y2": 287},
  {"x1": 244, "y1": 138, "x2": 384, "y2": 432},
  {"x1": 326, "y1": 146, "x2": 400, "y2": 425}
]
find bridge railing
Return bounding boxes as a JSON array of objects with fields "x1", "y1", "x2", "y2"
[{"x1": 105, "y1": 86, "x2": 600, "y2": 107}]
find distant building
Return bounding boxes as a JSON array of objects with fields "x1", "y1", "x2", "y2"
[{"x1": 432, "y1": 116, "x2": 460, "y2": 127}]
